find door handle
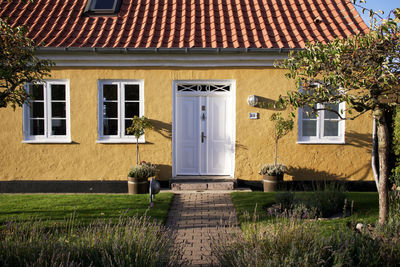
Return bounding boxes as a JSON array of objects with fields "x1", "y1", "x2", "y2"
[{"x1": 201, "y1": 132, "x2": 206, "y2": 143}]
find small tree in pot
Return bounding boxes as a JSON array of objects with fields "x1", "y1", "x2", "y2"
[
  {"x1": 126, "y1": 116, "x2": 154, "y2": 194},
  {"x1": 259, "y1": 113, "x2": 293, "y2": 192}
]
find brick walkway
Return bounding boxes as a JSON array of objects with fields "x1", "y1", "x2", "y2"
[{"x1": 166, "y1": 193, "x2": 239, "y2": 267}]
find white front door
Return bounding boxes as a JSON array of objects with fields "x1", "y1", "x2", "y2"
[{"x1": 174, "y1": 82, "x2": 235, "y2": 176}]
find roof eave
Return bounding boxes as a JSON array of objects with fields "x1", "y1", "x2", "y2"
[{"x1": 35, "y1": 47, "x2": 302, "y2": 54}]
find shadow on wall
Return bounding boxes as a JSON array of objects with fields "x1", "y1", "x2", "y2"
[
  {"x1": 156, "y1": 164, "x2": 172, "y2": 180},
  {"x1": 287, "y1": 166, "x2": 345, "y2": 181},
  {"x1": 345, "y1": 131, "x2": 372, "y2": 153},
  {"x1": 252, "y1": 96, "x2": 286, "y2": 111},
  {"x1": 149, "y1": 119, "x2": 172, "y2": 139},
  {"x1": 288, "y1": 163, "x2": 372, "y2": 182}
]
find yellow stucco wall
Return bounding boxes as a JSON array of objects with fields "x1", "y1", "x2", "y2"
[{"x1": 0, "y1": 67, "x2": 373, "y2": 181}]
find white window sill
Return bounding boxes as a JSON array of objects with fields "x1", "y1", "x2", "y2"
[
  {"x1": 297, "y1": 140, "x2": 345, "y2": 145},
  {"x1": 22, "y1": 139, "x2": 72, "y2": 144},
  {"x1": 96, "y1": 139, "x2": 145, "y2": 144}
]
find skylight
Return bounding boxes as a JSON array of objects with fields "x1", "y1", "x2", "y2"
[{"x1": 84, "y1": 0, "x2": 122, "y2": 15}]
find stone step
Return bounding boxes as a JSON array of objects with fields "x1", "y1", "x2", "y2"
[{"x1": 170, "y1": 176, "x2": 236, "y2": 191}]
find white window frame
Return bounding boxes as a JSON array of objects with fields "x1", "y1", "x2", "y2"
[
  {"x1": 23, "y1": 80, "x2": 71, "y2": 143},
  {"x1": 297, "y1": 102, "x2": 345, "y2": 144},
  {"x1": 97, "y1": 80, "x2": 144, "y2": 143}
]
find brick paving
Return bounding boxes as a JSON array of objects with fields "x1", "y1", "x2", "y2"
[{"x1": 166, "y1": 193, "x2": 239, "y2": 267}]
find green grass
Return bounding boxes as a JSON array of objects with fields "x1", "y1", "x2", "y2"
[
  {"x1": 0, "y1": 193, "x2": 174, "y2": 225},
  {"x1": 231, "y1": 191, "x2": 379, "y2": 227}
]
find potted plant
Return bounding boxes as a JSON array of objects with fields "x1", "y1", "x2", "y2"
[
  {"x1": 127, "y1": 162, "x2": 157, "y2": 194},
  {"x1": 260, "y1": 113, "x2": 293, "y2": 192},
  {"x1": 125, "y1": 116, "x2": 154, "y2": 194},
  {"x1": 259, "y1": 163, "x2": 287, "y2": 192}
]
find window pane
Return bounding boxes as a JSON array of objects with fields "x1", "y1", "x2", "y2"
[
  {"x1": 325, "y1": 103, "x2": 339, "y2": 119},
  {"x1": 51, "y1": 84, "x2": 66, "y2": 100},
  {"x1": 51, "y1": 119, "x2": 66, "y2": 135},
  {"x1": 104, "y1": 102, "x2": 118, "y2": 118},
  {"x1": 52, "y1": 102, "x2": 66, "y2": 118},
  {"x1": 103, "y1": 84, "x2": 118, "y2": 100},
  {"x1": 125, "y1": 102, "x2": 139, "y2": 118},
  {"x1": 31, "y1": 84, "x2": 44, "y2": 100},
  {"x1": 125, "y1": 84, "x2": 139, "y2": 100},
  {"x1": 94, "y1": 0, "x2": 115, "y2": 9},
  {"x1": 30, "y1": 102, "x2": 44, "y2": 118},
  {"x1": 302, "y1": 120, "x2": 317, "y2": 136},
  {"x1": 125, "y1": 119, "x2": 133, "y2": 135},
  {"x1": 324, "y1": 121, "x2": 339, "y2": 136},
  {"x1": 103, "y1": 119, "x2": 118, "y2": 135},
  {"x1": 30, "y1": 119, "x2": 44, "y2": 135},
  {"x1": 302, "y1": 106, "x2": 317, "y2": 119}
]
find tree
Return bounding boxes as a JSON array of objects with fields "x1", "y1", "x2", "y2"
[
  {"x1": 270, "y1": 113, "x2": 293, "y2": 166},
  {"x1": 0, "y1": 18, "x2": 53, "y2": 109},
  {"x1": 126, "y1": 116, "x2": 153, "y2": 165},
  {"x1": 277, "y1": 3, "x2": 400, "y2": 225}
]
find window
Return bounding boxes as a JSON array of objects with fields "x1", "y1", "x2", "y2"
[
  {"x1": 298, "y1": 102, "x2": 345, "y2": 144},
  {"x1": 97, "y1": 80, "x2": 144, "y2": 143},
  {"x1": 23, "y1": 80, "x2": 70, "y2": 143},
  {"x1": 84, "y1": 0, "x2": 122, "y2": 14}
]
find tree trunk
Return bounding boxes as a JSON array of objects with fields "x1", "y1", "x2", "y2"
[
  {"x1": 136, "y1": 140, "x2": 139, "y2": 165},
  {"x1": 375, "y1": 108, "x2": 389, "y2": 225},
  {"x1": 274, "y1": 138, "x2": 278, "y2": 166}
]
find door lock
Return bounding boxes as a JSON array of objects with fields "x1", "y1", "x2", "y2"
[{"x1": 201, "y1": 132, "x2": 206, "y2": 143}]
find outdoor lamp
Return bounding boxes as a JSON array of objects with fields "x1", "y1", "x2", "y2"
[{"x1": 247, "y1": 95, "x2": 259, "y2": 107}]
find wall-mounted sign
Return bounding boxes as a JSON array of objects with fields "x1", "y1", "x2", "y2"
[{"x1": 249, "y1": 112, "x2": 259, "y2": 119}]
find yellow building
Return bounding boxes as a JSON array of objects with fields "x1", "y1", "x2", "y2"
[{"x1": 0, "y1": 0, "x2": 373, "y2": 190}]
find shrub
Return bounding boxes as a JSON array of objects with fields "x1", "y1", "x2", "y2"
[
  {"x1": 0, "y1": 215, "x2": 185, "y2": 267},
  {"x1": 212, "y1": 219, "x2": 400, "y2": 267},
  {"x1": 259, "y1": 163, "x2": 287, "y2": 176},
  {"x1": 273, "y1": 182, "x2": 346, "y2": 218},
  {"x1": 128, "y1": 162, "x2": 157, "y2": 180}
]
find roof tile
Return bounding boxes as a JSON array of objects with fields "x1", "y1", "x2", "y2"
[{"x1": 0, "y1": 0, "x2": 369, "y2": 49}]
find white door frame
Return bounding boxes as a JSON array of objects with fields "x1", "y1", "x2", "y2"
[{"x1": 172, "y1": 80, "x2": 236, "y2": 178}]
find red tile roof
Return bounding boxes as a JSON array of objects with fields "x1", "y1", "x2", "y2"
[{"x1": 0, "y1": 0, "x2": 369, "y2": 49}]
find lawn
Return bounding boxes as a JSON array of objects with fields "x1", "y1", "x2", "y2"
[
  {"x1": 0, "y1": 193, "x2": 174, "y2": 225},
  {"x1": 231, "y1": 191, "x2": 379, "y2": 227}
]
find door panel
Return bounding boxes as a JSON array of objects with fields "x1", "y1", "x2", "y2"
[
  {"x1": 206, "y1": 96, "x2": 230, "y2": 175},
  {"x1": 176, "y1": 97, "x2": 199, "y2": 175}
]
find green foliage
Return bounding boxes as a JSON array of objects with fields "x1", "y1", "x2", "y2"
[
  {"x1": 126, "y1": 116, "x2": 153, "y2": 164},
  {"x1": 0, "y1": 18, "x2": 53, "y2": 109},
  {"x1": 0, "y1": 194, "x2": 174, "y2": 225},
  {"x1": 273, "y1": 182, "x2": 347, "y2": 218},
  {"x1": 126, "y1": 116, "x2": 153, "y2": 139},
  {"x1": 269, "y1": 112, "x2": 293, "y2": 165},
  {"x1": 231, "y1": 191, "x2": 379, "y2": 227},
  {"x1": 270, "y1": 113, "x2": 294, "y2": 140},
  {"x1": 127, "y1": 162, "x2": 157, "y2": 180},
  {"x1": 277, "y1": 9, "x2": 400, "y2": 117},
  {"x1": 391, "y1": 106, "x2": 400, "y2": 176},
  {"x1": 259, "y1": 163, "x2": 287, "y2": 176},
  {"x1": 0, "y1": 215, "x2": 186, "y2": 266},
  {"x1": 212, "y1": 219, "x2": 400, "y2": 267}
]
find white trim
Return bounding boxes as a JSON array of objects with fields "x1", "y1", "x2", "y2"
[
  {"x1": 97, "y1": 80, "x2": 145, "y2": 143},
  {"x1": 23, "y1": 80, "x2": 71, "y2": 143},
  {"x1": 38, "y1": 53, "x2": 288, "y2": 67},
  {"x1": 172, "y1": 80, "x2": 236, "y2": 178},
  {"x1": 297, "y1": 102, "x2": 346, "y2": 144},
  {"x1": 22, "y1": 140, "x2": 72, "y2": 144}
]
